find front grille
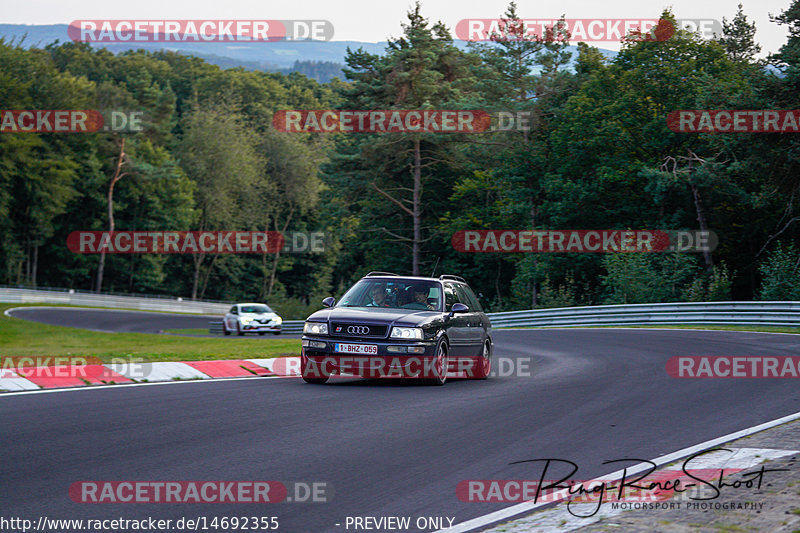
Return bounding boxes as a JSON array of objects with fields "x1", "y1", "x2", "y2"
[{"x1": 330, "y1": 323, "x2": 388, "y2": 337}]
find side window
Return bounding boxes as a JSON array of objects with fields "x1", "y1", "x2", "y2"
[
  {"x1": 462, "y1": 284, "x2": 483, "y2": 312},
  {"x1": 454, "y1": 284, "x2": 475, "y2": 312},
  {"x1": 427, "y1": 287, "x2": 442, "y2": 310},
  {"x1": 230, "y1": 306, "x2": 238, "y2": 315},
  {"x1": 443, "y1": 283, "x2": 460, "y2": 312}
]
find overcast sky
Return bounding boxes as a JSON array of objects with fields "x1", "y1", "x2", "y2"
[{"x1": 1, "y1": 0, "x2": 792, "y2": 55}]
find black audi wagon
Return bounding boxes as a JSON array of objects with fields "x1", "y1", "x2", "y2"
[{"x1": 300, "y1": 273, "x2": 492, "y2": 385}]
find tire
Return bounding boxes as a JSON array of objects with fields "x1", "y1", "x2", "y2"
[
  {"x1": 258, "y1": 332, "x2": 265, "y2": 336},
  {"x1": 236, "y1": 322, "x2": 245, "y2": 336},
  {"x1": 425, "y1": 338, "x2": 448, "y2": 386},
  {"x1": 301, "y1": 352, "x2": 329, "y2": 384},
  {"x1": 272, "y1": 331, "x2": 281, "y2": 336},
  {"x1": 473, "y1": 339, "x2": 492, "y2": 379},
  {"x1": 223, "y1": 322, "x2": 231, "y2": 336}
]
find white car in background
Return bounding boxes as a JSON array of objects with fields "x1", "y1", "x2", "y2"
[{"x1": 223, "y1": 303, "x2": 282, "y2": 336}]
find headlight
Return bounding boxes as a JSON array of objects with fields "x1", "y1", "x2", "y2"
[
  {"x1": 240, "y1": 317, "x2": 253, "y2": 325},
  {"x1": 273, "y1": 316, "x2": 283, "y2": 325},
  {"x1": 304, "y1": 322, "x2": 328, "y2": 335},
  {"x1": 390, "y1": 327, "x2": 423, "y2": 340}
]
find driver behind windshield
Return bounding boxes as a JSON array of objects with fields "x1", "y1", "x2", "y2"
[
  {"x1": 402, "y1": 285, "x2": 434, "y2": 310},
  {"x1": 366, "y1": 284, "x2": 389, "y2": 307}
]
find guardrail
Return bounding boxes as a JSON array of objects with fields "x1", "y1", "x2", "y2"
[
  {"x1": 282, "y1": 321, "x2": 304, "y2": 333},
  {"x1": 486, "y1": 301, "x2": 800, "y2": 328},
  {"x1": 208, "y1": 320, "x2": 304, "y2": 335},
  {"x1": 0, "y1": 287, "x2": 230, "y2": 315},
  {"x1": 6, "y1": 286, "x2": 797, "y2": 331},
  {"x1": 210, "y1": 302, "x2": 800, "y2": 336}
]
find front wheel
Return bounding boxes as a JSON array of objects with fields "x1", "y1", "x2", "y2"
[
  {"x1": 473, "y1": 340, "x2": 492, "y2": 379},
  {"x1": 223, "y1": 322, "x2": 231, "y2": 336},
  {"x1": 425, "y1": 338, "x2": 448, "y2": 386},
  {"x1": 236, "y1": 322, "x2": 245, "y2": 336}
]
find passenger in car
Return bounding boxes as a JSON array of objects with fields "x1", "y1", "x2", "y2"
[
  {"x1": 366, "y1": 284, "x2": 390, "y2": 307},
  {"x1": 402, "y1": 285, "x2": 435, "y2": 310}
]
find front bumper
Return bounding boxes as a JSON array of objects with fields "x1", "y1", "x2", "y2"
[
  {"x1": 241, "y1": 322, "x2": 281, "y2": 332},
  {"x1": 301, "y1": 336, "x2": 438, "y2": 378}
]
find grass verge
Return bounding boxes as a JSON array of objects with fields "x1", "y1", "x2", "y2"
[
  {"x1": 162, "y1": 328, "x2": 213, "y2": 335},
  {"x1": 0, "y1": 304, "x2": 300, "y2": 361}
]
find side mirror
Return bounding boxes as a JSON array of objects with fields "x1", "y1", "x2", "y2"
[
  {"x1": 322, "y1": 297, "x2": 336, "y2": 308},
  {"x1": 449, "y1": 302, "x2": 469, "y2": 318}
]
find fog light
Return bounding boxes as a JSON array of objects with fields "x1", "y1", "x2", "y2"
[
  {"x1": 302, "y1": 340, "x2": 327, "y2": 349},
  {"x1": 387, "y1": 345, "x2": 406, "y2": 353}
]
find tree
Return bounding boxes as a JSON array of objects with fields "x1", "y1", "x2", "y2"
[
  {"x1": 333, "y1": 2, "x2": 478, "y2": 276},
  {"x1": 253, "y1": 128, "x2": 324, "y2": 298},
  {"x1": 758, "y1": 243, "x2": 800, "y2": 300},
  {"x1": 601, "y1": 252, "x2": 698, "y2": 304},
  {"x1": 770, "y1": 0, "x2": 800, "y2": 87},
  {"x1": 0, "y1": 41, "x2": 89, "y2": 286},
  {"x1": 178, "y1": 102, "x2": 262, "y2": 300},
  {"x1": 719, "y1": 4, "x2": 761, "y2": 63},
  {"x1": 95, "y1": 137, "x2": 129, "y2": 292}
]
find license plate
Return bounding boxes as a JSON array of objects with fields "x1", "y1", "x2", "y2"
[{"x1": 335, "y1": 343, "x2": 378, "y2": 354}]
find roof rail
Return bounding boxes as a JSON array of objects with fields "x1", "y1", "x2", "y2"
[
  {"x1": 439, "y1": 274, "x2": 466, "y2": 283},
  {"x1": 365, "y1": 271, "x2": 400, "y2": 277}
]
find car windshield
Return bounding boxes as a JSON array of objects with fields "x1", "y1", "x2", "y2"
[
  {"x1": 240, "y1": 304, "x2": 272, "y2": 314},
  {"x1": 337, "y1": 279, "x2": 442, "y2": 311}
]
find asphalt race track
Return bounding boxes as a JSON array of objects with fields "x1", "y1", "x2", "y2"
[
  {"x1": 3, "y1": 309, "x2": 800, "y2": 532},
  {"x1": 6, "y1": 307, "x2": 299, "y2": 338},
  {"x1": 6, "y1": 307, "x2": 217, "y2": 333}
]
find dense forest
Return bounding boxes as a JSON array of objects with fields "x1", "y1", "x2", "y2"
[
  {"x1": 279, "y1": 61, "x2": 345, "y2": 83},
  {"x1": 1, "y1": 2, "x2": 799, "y2": 318}
]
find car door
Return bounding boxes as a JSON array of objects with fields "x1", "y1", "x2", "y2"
[
  {"x1": 226, "y1": 306, "x2": 238, "y2": 329},
  {"x1": 443, "y1": 282, "x2": 470, "y2": 356},
  {"x1": 454, "y1": 283, "x2": 484, "y2": 357}
]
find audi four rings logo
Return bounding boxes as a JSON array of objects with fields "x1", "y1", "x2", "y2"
[{"x1": 347, "y1": 326, "x2": 370, "y2": 335}]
